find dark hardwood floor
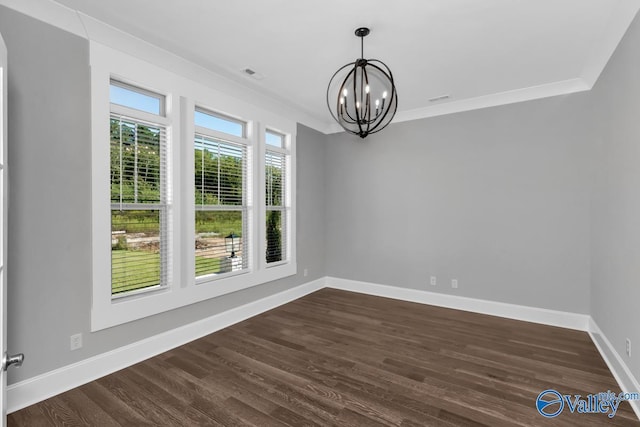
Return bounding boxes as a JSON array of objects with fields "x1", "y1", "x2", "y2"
[{"x1": 8, "y1": 288, "x2": 640, "y2": 426}]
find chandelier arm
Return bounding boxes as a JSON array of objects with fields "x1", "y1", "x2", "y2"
[
  {"x1": 368, "y1": 89, "x2": 398, "y2": 135},
  {"x1": 326, "y1": 61, "x2": 356, "y2": 124},
  {"x1": 367, "y1": 98, "x2": 394, "y2": 133},
  {"x1": 340, "y1": 109, "x2": 359, "y2": 125},
  {"x1": 338, "y1": 67, "x2": 359, "y2": 123},
  {"x1": 361, "y1": 60, "x2": 397, "y2": 134},
  {"x1": 369, "y1": 100, "x2": 398, "y2": 135},
  {"x1": 365, "y1": 93, "x2": 371, "y2": 127},
  {"x1": 369, "y1": 104, "x2": 398, "y2": 134},
  {"x1": 362, "y1": 65, "x2": 371, "y2": 128},
  {"x1": 352, "y1": 65, "x2": 364, "y2": 136},
  {"x1": 341, "y1": 106, "x2": 360, "y2": 124},
  {"x1": 360, "y1": 65, "x2": 367, "y2": 125},
  {"x1": 361, "y1": 75, "x2": 370, "y2": 135}
]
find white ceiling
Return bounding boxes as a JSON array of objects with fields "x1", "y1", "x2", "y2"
[{"x1": 51, "y1": 0, "x2": 640, "y2": 131}]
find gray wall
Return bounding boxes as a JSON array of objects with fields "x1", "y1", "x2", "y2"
[
  {"x1": 0, "y1": 6, "x2": 326, "y2": 384},
  {"x1": 325, "y1": 94, "x2": 595, "y2": 314},
  {"x1": 589, "y1": 10, "x2": 640, "y2": 384}
]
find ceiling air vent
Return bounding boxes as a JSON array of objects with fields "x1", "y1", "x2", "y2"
[
  {"x1": 429, "y1": 94, "x2": 450, "y2": 102},
  {"x1": 241, "y1": 67, "x2": 264, "y2": 80}
]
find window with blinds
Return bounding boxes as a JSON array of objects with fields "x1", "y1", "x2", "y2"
[
  {"x1": 265, "y1": 130, "x2": 287, "y2": 264},
  {"x1": 194, "y1": 109, "x2": 248, "y2": 279},
  {"x1": 110, "y1": 81, "x2": 169, "y2": 296},
  {"x1": 93, "y1": 46, "x2": 300, "y2": 331}
]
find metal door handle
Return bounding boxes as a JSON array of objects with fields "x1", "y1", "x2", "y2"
[{"x1": 3, "y1": 352, "x2": 24, "y2": 371}]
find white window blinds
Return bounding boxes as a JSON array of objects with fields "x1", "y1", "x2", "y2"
[
  {"x1": 194, "y1": 135, "x2": 248, "y2": 278},
  {"x1": 266, "y1": 149, "x2": 287, "y2": 264},
  {"x1": 110, "y1": 114, "x2": 169, "y2": 295}
]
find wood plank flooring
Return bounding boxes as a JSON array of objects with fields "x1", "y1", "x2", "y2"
[{"x1": 8, "y1": 288, "x2": 640, "y2": 426}]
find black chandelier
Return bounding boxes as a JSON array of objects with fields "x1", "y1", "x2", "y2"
[{"x1": 327, "y1": 27, "x2": 398, "y2": 139}]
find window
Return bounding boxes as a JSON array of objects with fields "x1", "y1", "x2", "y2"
[
  {"x1": 110, "y1": 81, "x2": 164, "y2": 116},
  {"x1": 265, "y1": 130, "x2": 288, "y2": 264},
  {"x1": 91, "y1": 43, "x2": 296, "y2": 331},
  {"x1": 265, "y1": 130, "x2": 284, "y2": 148},
  {"x1": 195, "y1": 109, "x2": 244, "y2": 138},
  {"x1": 110, "y1": 81, "x2": 170, "y2": 296},
  {"x1": 194, "y1": 108, "x2": 249, "y2": 279}
]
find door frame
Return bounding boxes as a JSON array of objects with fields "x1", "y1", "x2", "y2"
[{"x1": 0, "y1": 30, "x2": 8, "y2": 426}]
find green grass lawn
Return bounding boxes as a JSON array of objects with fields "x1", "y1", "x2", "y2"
[
  {"x1": 112, "y1": 250, "x2": 160, "y2": 294},
  {"x1": 195, "y1": 256, "x2": 223, "y2": 278},
  {"x1": 112, "y1": 250, "x2": 223, "y2": 294}
]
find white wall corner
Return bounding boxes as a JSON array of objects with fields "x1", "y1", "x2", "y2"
[
  {"x1": 326, "y1": 276, "x2": 590, "y2": 331},
  {"x1": 6, "y1": 277, "x2": 326, "y2": 414},
  {"x1": 588, "y1": 317, "x2": 640, "y2": 420}
]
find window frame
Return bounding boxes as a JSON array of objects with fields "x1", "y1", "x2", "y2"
[
  {"x1": 90, "y1": 42, "x2": 296, "y2": 331},
  {"x1": 264, "y1": 129, "x2": 291, "y2": 267},
  {"x1": 193, "y1": 107, "x2": 252, "y2": 283},
  {"x1": 109, "y1": 107, "x2": 170, "y2": 298}
]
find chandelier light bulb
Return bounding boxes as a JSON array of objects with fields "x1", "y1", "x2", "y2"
[{"x1": 365, "y1": 85, "x2": 370, "y2": 94}]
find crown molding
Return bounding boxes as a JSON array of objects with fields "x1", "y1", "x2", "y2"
[{"x1": 325, "y1": 78, "x2": 591, "y2": 135}]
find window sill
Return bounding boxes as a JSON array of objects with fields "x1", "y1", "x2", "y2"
[{"x1": 92, "y1": 262, "x2": 296, "y2": 331}]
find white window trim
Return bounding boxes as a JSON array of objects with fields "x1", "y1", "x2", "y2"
[{"x1": 90, "y1": 42, "x2": 296, "y2": 331}]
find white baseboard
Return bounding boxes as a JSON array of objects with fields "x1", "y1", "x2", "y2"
[
  {"x1": 327, "y1": 277, "x2": 590, "y2": 331},
  {"x1": 6, "y1": 277, "x2": 326, "y2": 413},
  {"x1": 589, "y1": 318, "x2": 640, "y2": 420}
]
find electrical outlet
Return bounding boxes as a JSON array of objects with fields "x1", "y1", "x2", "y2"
[
  {"x1": 626, "y1": 338, "x2": 631, "y2": 357},
  {"x1": 303, "y1": 268, "x2": 308, "y2": 277},
  {"x1": 430, "y1": 276, "x2": 437, "y2": 286},
  {"x1": 70, "y1": 333, "x2": 83, "y2": 351},
  {"x1": 451, "y1": 279, "x2": 458, "y2": 289}
]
